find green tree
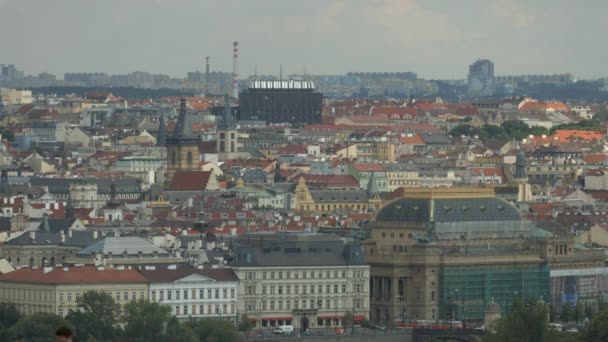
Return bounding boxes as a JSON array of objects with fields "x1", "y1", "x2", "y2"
[
  {"x1": 560, "y1": 303, "x2": 573, "y2": 322},
  {"x1": 449, "y1": 124, "x2": 479, "y2": 137},
  {"x1": 10, "y1": 312, "x2": 72, "y2": 342},
  {"x1": 485, "y1": 297, "x2": 550, "y2": 342},
  {"x1": 0, "y1": 303, "x2": 21, "y2": 341},
  {"x1": 342, "y1": 310, "x2": 354, "y2": 329},
  {"x1": 581, "y1": 308, "x2": 608, "y2": 342},
  {"x1": 186, "y1": 318, "x2": 243, "y2": 342},
  {"x1": 574, "y1": 302, "x2": 585, "y2": 323},
  {"x1": 162, "y1": 316, "x2": 198, "y2": 342},
  {"x1": 548, "y1": 304, "x2": 559, "y2": 323},
  {"x1": 584, "y1": 303, "x2": 594, "y2": 321},
  {"x1": 66, "y1": 291, "x2": 121, "y2": 342},
  {"x1": 122, "y1": 300, "x2": 171, "y2": 342},
  {"x1": 238, "y1": 314, "x2": 254, "y2": 332}
]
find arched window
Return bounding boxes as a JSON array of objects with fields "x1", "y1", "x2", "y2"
[
  {"x1": 187, "y1": 151, "x2": 193, "y2": 167},
  {"x1": 29, "y1": 257, "x2": 34, "y2": 268}
]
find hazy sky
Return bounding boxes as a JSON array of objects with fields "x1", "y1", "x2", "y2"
[{"x1": 1, "y1": 0, "x2": 606, "y2": 79}]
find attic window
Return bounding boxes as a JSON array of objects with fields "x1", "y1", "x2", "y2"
[{"x1": 444, "y1": 206, "x2": 451, "y2": 212}]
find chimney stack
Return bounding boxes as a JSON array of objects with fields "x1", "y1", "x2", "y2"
[
  {"x1": 205, "y1": 56, "x2": 210, "y2": 80},
  {"x1": 232, "y1": 41, "x2": 239, "y2": 99}
]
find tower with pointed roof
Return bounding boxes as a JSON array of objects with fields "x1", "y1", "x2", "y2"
[
  {"x1": 166, "y1": 98, "x2": 200, "y2": 181},
  {"x1": 216, "y1": 94, "x2": 239, "y2": 161},
  {"x1": 156, "y1": 111, "x2": 166, "y2": 147}
]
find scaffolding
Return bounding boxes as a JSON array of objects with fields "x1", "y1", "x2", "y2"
[{"x1": 439, "y1": 264, "x2": 550, "y2": 321}]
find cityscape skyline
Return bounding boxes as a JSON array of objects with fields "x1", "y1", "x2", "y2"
[{"x1": 1, "y1": 0, "x2": 606, "y2": 79}]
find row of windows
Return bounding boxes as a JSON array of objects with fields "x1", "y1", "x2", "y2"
[
  {"x1": 248, "y1": 297, "x2": 366, "y2": 312},
  {"x1": 59, "y1": 290, "x2": 145, "y2": 302},
  {"x1": 174, "y1": 303, "x2": 236, "y2": 316},
  {"x1": 247, "y1": 269, "x2": 366, "y2": 280},
  {"x1": 151, "y1": 288, "x2": 235, "y2": 301},
  {"x1": 300, "y1": 203, "x2": 370, "y2": 211},
  {"x1": 252, "y1": 283, "x2": 361, "y2": 296}
]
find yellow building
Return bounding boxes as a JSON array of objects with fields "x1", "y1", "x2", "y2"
[
  {"x1": 355, "y1": 141, "x2": 396, "y2": 162},
  {"x1": 383, "y1": 164, "x2": 420, "y2": 192},
  {"x1": 294, "y1": 177, "x2": 382, "y2": 213},
  {"x1": 0, "y1": 266, "x2": 148, "y2": 317}
]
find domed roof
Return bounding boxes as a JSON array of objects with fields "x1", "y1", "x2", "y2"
[{"x1": 375, "y1": 196, "x2": 521, "y2": 223}]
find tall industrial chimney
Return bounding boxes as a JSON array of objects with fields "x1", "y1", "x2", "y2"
[
  {"x1": 232, "y1": 41, "x2": 239, "y2": 99},
  {"x1": 205, "y1": 56, "x2": 210, "y2": 81}
]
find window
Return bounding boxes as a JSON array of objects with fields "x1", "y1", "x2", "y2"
[
  {"x1": 271, "y1": 272, "x2": 275, "y2": 279},
  {"x1": 132, "y1": 292, "x2": 136, "y2": 300},
  {"x1": 334, "y1": 285, "x2": 338, "y2": 293},
  {"x1": 223, "y1": 289, "x2": 227, "y2": 298},
  {"x1": 59, "y1": 293, "x2": 64, "y2": 302},
  {"x1": 286, "y1": 299, "x2": 291, "y2": 309},
  {"x1": 278, "y1": 286, "x2": 283, "y2": 295},
  {"x1": 68, "y1": 292, "x2": 72, "y2": 301},
  {"x1": 183, "y1": 305, "x2": 188, "y2": 315},
  {"x1": 270, "y1": 301, "x2": 275, "y2": 310},
  {"x1": 286, "y1": 272, "x2": 291, "y2": 279},
  {"x1": 286, "y1": 285, "x2": 291, "y2": 294},
  {"x1": 342, "y1": 284, "x2": 346, "y2": 293},
  {"x1": 303, "y1": 272, "x2": 307, "y2": 279},
  {"x1": 176, "y1": 306, "x2": 180, "y2": 315},
  {"x1": 214, "y1": 289, "x2": 219, "y2": 299},
  {"x1": 326, "y1": 285, "x2": 330, "y2": 293},
  {"x1": 207, "y1": 289, "x2": 212, "y2": 299},
  {"x1": 263, "y1": 272, "x2": 267, "y2": 280},
  {"x1": 326, "y1": 299, "x2": 331, "y2": 309},
  {"x1": 279, "y1": 272, "x2": 283, "y2": 279},
  {"x1": 152, "y1": 290, "x2": 156, "y2": 301},
  {"x1": 124, "y1": 292, "x2": 128, "y2": 300},
  {"x1": 75, "y1": 292, "x2": 80, "y2": 301},
  {"x1": 140, "y1": 291, "x2": 144, "y2": 299},
  {"x1": 295, "y1": 285, "x2": 299, "y2": 294},
  {"x1": 310, "y1": 299, "x2": 314, "y2": 309},
  {"x1": 184, "y1": 290, "x2": 188, "y2": 300},
  {"x1": 318, "y1": 285, "x2": 323, "y2": 294},
  {"x1": 230, "y1": 289, "x2": 235, "y2": 298},
  {"x1": 200, "y1": 289, "x2": 205, "y2": 299},
  {"x1": 262, "y1": 286, "x2": 267, "y2": 295},
  {"x1": 160, "y1": 290, "x2": 164, "y2": 301},
  {"x1": 200, "y1": 304, "x2": 205, "y2": 315}
]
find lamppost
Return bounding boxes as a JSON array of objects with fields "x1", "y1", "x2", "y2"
[
  {"x1": 333, "y1": 297, "x2": 339, "y2": 328},
  {"x1": 397, "y1": 295, "x2": 406, "y2": 324},
  {"x1": 231, "y1": 300, "x2": 238, "y2": 326},
  {"x1": 258, "y1": 295, "x2": 267, "y2": 332}
]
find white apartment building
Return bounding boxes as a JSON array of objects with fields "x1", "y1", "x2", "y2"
[{"x1": 141, "y1": 267, "x2": 239, "y2": 321}]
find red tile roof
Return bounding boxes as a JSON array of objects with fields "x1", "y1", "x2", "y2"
[
  {"x1": 553, "y1": 130, "x2": 604, "y2": 142},
  {"x1": 140, "y1": 268, "x2": 238, "y2": 282},
  {"x1": 277, "y1": 144, "x2": 308, "y2": 155},
  {"x1": 583, "y1": 154, "x2": 608, "y2": 165},
  {"x1": 169, "y1": 171, "x2": 212, "y2": 191},
  {"x1": 398, "y1": 134, "x2": 425, "y2": 145},
  {"x1": 371, "y1": 106, "x2": 417, "y2": 118},
  {"x1": 353, "y1": 163, "x2": 384, "y2": 172},
  {"x1": 470, "y1": 167, "x2": 505, "y2": 178},
  {"x1": 0, "y1": 266, "x2": 147, "y2": 284}
]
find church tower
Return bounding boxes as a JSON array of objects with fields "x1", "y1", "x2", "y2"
[
  {"x1": 217, "y1": 94, "x2": 238, "y2": 161},
  {"x1": 157, "y1": 111, "x2": 166, "y2": 147},
  {"x1": 166, "y1": 98, "x2": 200, "y2": 182},
  {"x1": 514, "y1": 148, "x2": 532, "y2": 202}
]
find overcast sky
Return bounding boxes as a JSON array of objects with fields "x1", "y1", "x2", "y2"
[{"x1": 1, "y1": 0, "x2": 606, "y2": 80}]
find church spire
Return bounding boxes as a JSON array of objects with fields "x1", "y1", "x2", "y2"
[
  {"x1": 157, "y1": 111, "x2": 166, "y2": 146},
  {"x1": 367, "y1": 172, "x2": 379, "y2": 197},
  {"x1": 172, "y1": 97, "x2": 193, "y2": 139}
]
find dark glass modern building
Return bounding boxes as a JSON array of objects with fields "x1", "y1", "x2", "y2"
[{"x1": 239, "y1": 80, "x2": 323, "y2": 125}]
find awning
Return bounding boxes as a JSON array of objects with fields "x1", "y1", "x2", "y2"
[
  {"x1": 353, "y1": 315, "x2": 366, "y2": 321},
  {"x1": 262, "y1": 317, "x2": 293, "y2": 321}
]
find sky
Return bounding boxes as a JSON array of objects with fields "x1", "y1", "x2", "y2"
[{"x1": 0, "y1": 0, "x2": 606, "y2": 80}]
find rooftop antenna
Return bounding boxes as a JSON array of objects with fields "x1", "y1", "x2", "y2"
[{"x1": 232, "y1": 41, "x2": 239, "y2": 99}]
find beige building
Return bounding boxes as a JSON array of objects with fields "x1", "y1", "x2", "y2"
[
  {"x1": 0, "y1": 88, "x2": 33, "y2": 106},
  {"x1": 0, "y1": 266, "x2": 148, "y2": 317},
  {"x1": 383, "y1": 164, "x2": 420, "y2": 192},
  {"x1": 231, "y1": 233, "x2": 370, "y2": 332}
]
